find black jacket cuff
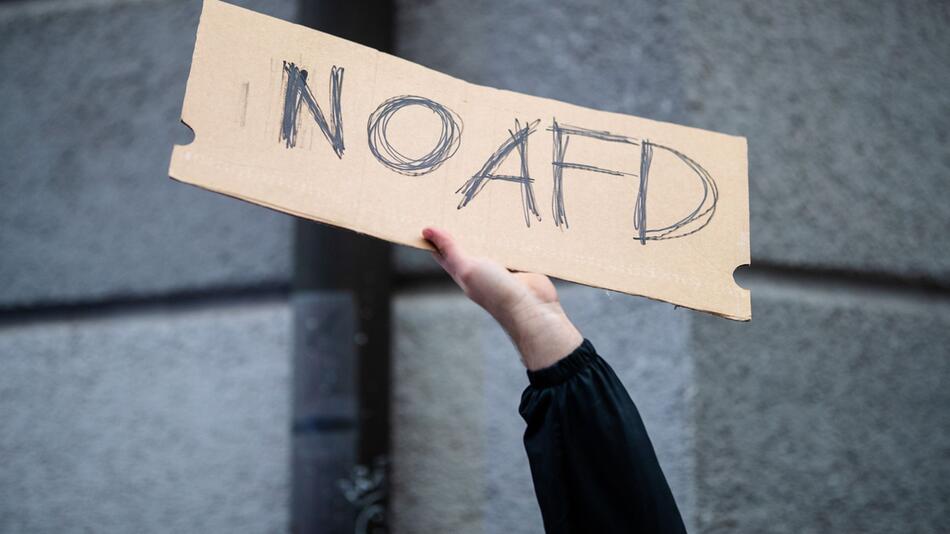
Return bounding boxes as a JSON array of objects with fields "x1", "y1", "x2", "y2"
[{"x1": 526, "y1": 338, "x2": 597, "y2": 388}]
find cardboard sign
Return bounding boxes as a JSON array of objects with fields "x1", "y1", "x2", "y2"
[{"x1": 169, "y1": 0, "x2": 751, "y2": 320}]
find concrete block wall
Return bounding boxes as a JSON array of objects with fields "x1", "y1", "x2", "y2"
[
  {"x1": 390, "y1": 0, "x2": 950, "y2": 533},
  {"x1": 0, "y1": 0, "x2": 296, "y2": 532}
]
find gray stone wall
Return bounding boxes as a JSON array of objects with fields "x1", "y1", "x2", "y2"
[
  {"x1": 693, "y1": 281, "x2": 950, "y2": 533},
  {"x1": 391, "y1": 0, "x2": 950, "y2": 533},
  {"x1": 394, "y1": 0, "x2": 950, "y2": 280},
  {"x1": 2, "y1": 0, "x2": 948, "y2": 532},
  {"x1": 0, "y1": 301, "x2": 291, "y2": 533},
  {"x1": 0, "y1": 0, "x2": 296, "y2": 532},
  {"x1": 0, "y1": 0, "x2": 295, "y2": 306}
]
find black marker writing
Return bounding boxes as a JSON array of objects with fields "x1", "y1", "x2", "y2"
[
  {"x1": 636, "y1": 140, "x2": 652, "y2": 243},
  {"x1": 279, "y1": 62, "x2": 345, "y2": 158},
  {"x1": 456, "y1": 119, "x2": 542, "y2": 227},
  {"x1": 272, "y1": 63, "x2": 718, "y2": 244},
  {"x1": 634, "y1": 141, "x2": 718, "y2": 244},
  {"x1": 367, "y1": 96, "x2": 462, "y2": 176},
  {"x1": 550, "y1": 120, "x2": 639, "y2": 229},
  {"x1": 549, "y1": 121, "x2": 718, "y2": 243}
]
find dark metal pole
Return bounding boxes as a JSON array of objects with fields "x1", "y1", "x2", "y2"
[{"x1": 292, "y1": 2, "x2": 394, "y2": 533}]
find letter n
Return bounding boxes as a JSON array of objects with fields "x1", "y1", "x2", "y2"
[{"x1": 279, "y1": 62, "x2": 345, "y2": 159}]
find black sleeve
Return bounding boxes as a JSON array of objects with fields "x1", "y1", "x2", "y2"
[{"x1": 519, "y1": 339, "x2": 687, "y2": 534}]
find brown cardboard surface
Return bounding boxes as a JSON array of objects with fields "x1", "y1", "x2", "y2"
[{"x1": 169, "y1": 0, "x2": 751, "y2": 320}]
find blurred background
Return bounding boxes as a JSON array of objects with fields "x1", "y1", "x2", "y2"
[{"x1": 1, "y1": 0, "x2": 948, "y2": 533}]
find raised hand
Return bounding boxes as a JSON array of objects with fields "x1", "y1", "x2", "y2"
[{"x1": 422, "y1": 227, "x2": 583, "y2": 370}]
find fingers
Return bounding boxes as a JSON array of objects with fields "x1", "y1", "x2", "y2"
[{"x1": 422, "y1": 226, "x2": 467, "y2": 276}]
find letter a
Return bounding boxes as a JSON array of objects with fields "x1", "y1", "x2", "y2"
[{"x1": 457, "y1": 119, "x2": 541, "y2": 227}]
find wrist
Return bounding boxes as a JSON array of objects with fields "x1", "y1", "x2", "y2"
[{"x1": 501, "y1": 302, "x2": 583, "y2": 371}]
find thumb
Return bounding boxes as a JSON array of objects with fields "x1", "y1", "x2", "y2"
[{"x1": 423, "y1": 226, "x2": 467, "y2": 278}]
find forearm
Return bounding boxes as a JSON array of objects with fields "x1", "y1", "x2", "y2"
[{"x1": 497, "y1": 300, "x2": 583, "y2": 371}]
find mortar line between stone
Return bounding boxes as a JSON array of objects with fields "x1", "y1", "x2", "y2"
[{"x1": 0, "y1": 283, "x2": 291, "y2": 327}]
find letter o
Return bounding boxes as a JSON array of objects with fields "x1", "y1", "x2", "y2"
[{"x1": 366, "y1": 95, "x2": 463, "y2": 176}]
